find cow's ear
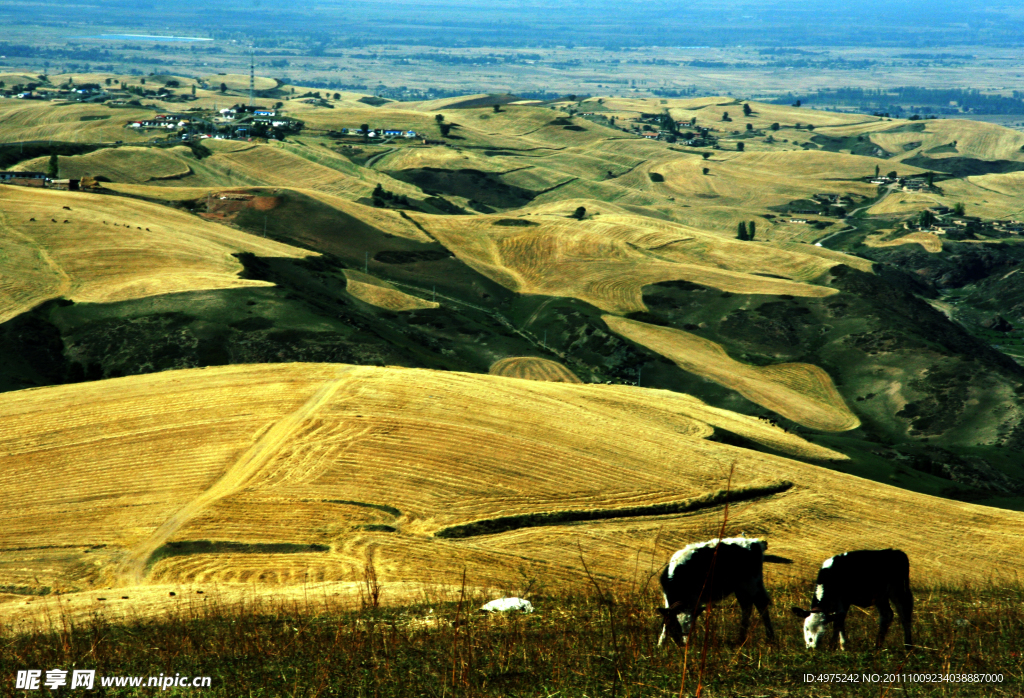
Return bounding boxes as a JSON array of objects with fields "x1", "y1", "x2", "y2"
[{"x1": 790, "y1": 606, "x2": 811, "y2": 619}]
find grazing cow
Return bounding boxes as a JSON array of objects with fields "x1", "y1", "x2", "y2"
[
  {"x1": 657, "y1": 537, "x2": 779, "y2": 647},
  {"x1": 791, "y1": 549, "x2": 913, "y2": 650}
]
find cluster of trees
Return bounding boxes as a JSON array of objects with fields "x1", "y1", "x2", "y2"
[
  {"x1": 372, "y1": 183, "x2": 410, "y2": 208},
  {"x1": 774, "y1": 87, "x2": 1024, "y2": 115},
  {"x1": 736, "y1": 221, "x2": 757, "y2": 241}
]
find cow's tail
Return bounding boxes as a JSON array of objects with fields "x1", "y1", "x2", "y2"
[{"x1": 763, "y1": 555, "x2": 794, "y2": 564}]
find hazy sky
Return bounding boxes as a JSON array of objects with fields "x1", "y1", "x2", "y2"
[{"x1": 3, "y1": 0, "x2": 1023, "y2": 47}]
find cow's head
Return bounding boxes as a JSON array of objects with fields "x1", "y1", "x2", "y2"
[
  {"x1": 656, "y1": 603, "x2": 691, "y2": 647},
  {"x1": 790, "y1": 607, "x2": 834, "y2": 649}
]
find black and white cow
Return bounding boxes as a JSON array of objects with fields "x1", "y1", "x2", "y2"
[
  {"x1": 791, "y1": 549, "x2": 913, "y2": 650},
  {"x1": 657, "y1": 537, "x2": 777, "y2": 647}
]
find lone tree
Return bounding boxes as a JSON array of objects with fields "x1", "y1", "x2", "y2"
[
  {"x1": 748, "y1": 221, "x2": 756, "y2": 240},
  {"x1": 572, "y1": 206, "x2": 586, "y2": 220},
  {"x1": 492, "y1": 104, "x2": 501, "y2": 113},
  {"x1": 702, "y1": 167, "x2": 710, "y2": 175},
  {"x1": 770, "y1": 122, "x2": 780, "y2": 131},
  {"x1": 220, "y1": 82, "x2": 227, "y2": 93},
  {"x1": 926, "y1": 171, "x2": 935, "y2": 186},
  {"x1": 737, "y1": 221, "x2": 749, "y2": 240},
  {"x1": 702, "y1": 152, "x2": 711, "y2": 160},
  {"x1": 746, "y1": 123, "x2": 753, "y2": 131},
  {"x1": 47, "y1": 153, "x2": 59, "y2": 178},
  {"x1": 435, "y1": 113, "x2": 445, "y2": 123},
  {"x1": 875, "y1": 164, "x2": 880, "y2": 178},
  {"x1": 439, "y1": 123, "x2": 452, "y2": 137},
  {"x1": 722, "y1": 111, "x2": 731, "y2": 122},
  {"x1": 742, "y1": 103, "x2": 752, "y2": 117},
  {"x1": 737, "y1": 142, "x2": 745, "y2": 151},
  {"x1": 953, "y1": 202, "x2": 966, "y2": 216}
]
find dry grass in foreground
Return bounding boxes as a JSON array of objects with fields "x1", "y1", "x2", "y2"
[{"x1": 1, "y1": 579, "x2": 1020, "y2": 697}]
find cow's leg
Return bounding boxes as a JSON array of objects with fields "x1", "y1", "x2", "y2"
[
  {"x1": 876, "y1": 600, "x2": 895, "y2": 648},
  {"x1": 753, "y1": 584, "x2": 775, "y2": 641},
  {"x1": 832, "y1": 612, "x2": 848, "y2": 650},
  {"x1": 893, "y1": 591, "x2": 913, "y2": 648},
  {"x1": 735, "y1": 592, "x2": 754, "y2": 644}
]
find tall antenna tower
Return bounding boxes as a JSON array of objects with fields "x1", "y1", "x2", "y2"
[{"x1": 249, "y1": 46, "x2": 255, "y2": 107}]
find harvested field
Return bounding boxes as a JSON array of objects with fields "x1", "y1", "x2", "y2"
[
  {"x1": 0, "y1": 186, "x2": 312, "y2": 323},
  {"x1": 867, "y1": 190, "x2": 945, "y2": 215},
  {"x1": 202, "y1": 73, "x2": 278, "y2": 92},
  {"x1": 410, "y1": 212, "x2": 838, "y2": 313},
  {"x1": 194, "y1": 143, "x2": 422, "y2": 201},
  {"x1": 343, "y1": 269, "x2": 439, "y2": 311},
  {"x1": 0, "y1": 363, "x2": 1020, "y2": 627},
  {"x1": 374, "y1": 145, "x2": 514, "y2": 174},
  {"x1": 17, "y1": 146, "x2": 193, "y2": 184},
  {"x1": 866, "y1": 231, "x2": 943, "y2": 253},
  {"x1": 488, "y1": 357, "x2": 582, "y2": 383},
  {"x1": 604, "y1": 316, "x2": 860, "y2": 432},
  {"x1": 0, "y1": 101, "x2": 153, "y2": 144}
]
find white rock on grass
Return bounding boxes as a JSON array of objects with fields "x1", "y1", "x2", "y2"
[{"x1": 480, "y1": 597, "x2": 534, "y2": 613}]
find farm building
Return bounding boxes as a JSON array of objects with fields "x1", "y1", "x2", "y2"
[{"x1": 0, "y1": 171, "x2": 47, "y2": 187}]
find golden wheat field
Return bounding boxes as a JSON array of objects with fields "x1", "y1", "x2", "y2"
[
  {"x1": 343, "y1": 269, "x2": 440, "y2": 311},
  {"x1": 603, "y1": 316, "x2": 860, "y2": 432},
  {"x1": 0, "y1": 363, "x2": 1021, "y2": 627},
  {"x1": 0, "y1": 185, "x2": 312, "y2": 323},
  {"x1": 488, "y1": 356, "x2": 582, "y2": 383}
]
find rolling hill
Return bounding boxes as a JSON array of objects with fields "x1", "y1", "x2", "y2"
[{"x1": 1, "y1": 363, "x2": 1021, "y2": 626}]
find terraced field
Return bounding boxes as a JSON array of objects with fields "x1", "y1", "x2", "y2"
[
  {"x1": 1, "y1": 364, "x2": 1020, "y2": 626},
  {"x1": 604, "y1": 316, "x2": 860, "y2": 432},
  {"x1": 0, "y1": 185, "x2": 311, "y2": 322}
]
